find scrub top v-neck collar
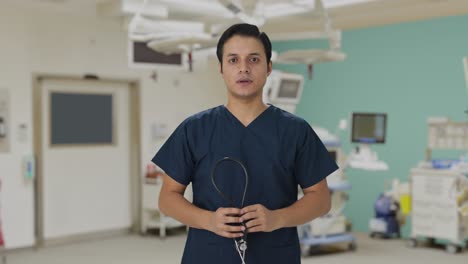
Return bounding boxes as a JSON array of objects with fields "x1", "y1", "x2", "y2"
[{"x1": 221, "y1": 104, "x2": 273, "y2": 130}]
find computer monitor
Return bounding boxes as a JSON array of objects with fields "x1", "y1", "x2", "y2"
[
  {"x1": 268, "y1": 72, "x2": 304, "y2": 104},
  {"x1": 351, "y1": 113, "x2": 387, "y2": 144}
]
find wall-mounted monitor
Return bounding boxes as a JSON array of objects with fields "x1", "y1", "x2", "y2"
[
  {"x1": 351, "y1": 112, "x2": 387, "y2": 144},
  {"x1": 268, "y1": 72, "x2": 304, "y2": 104},
  {"x1": 128, "y1": 40, "x2": 187, "y2": 70}
]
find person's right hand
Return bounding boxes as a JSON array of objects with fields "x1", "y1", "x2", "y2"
[{"x1": 208, "y1": 207, "x2": 245, "y2": 238}]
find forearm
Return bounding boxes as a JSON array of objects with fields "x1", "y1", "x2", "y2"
[
  {"x1": 275, "y1": 190, "x2": 331, "y2": 228},
  {"x1": 159, "y1": 189, "x2": 211, "y2": 230}
]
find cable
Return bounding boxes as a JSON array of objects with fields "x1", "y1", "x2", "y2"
[{"x1": 210, "y1": 157, "x2": 249, "y2": 263}]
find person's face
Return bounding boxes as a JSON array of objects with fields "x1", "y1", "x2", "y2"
[{"x1": 219, "y1": 35, "x2": 272, "y2": 101}]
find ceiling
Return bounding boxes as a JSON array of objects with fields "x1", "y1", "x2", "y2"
[{"x1": 3, "y1": 0, "x2": 468, "y2": 39}]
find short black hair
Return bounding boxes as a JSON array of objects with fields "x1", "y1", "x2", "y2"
[{"x1": 216, "y1": 23, "x2": 272, "y2": 67}]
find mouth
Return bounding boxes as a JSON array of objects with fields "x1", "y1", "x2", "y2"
[{"x1": 236, "y1": 78, "x2": 253, "y2": 85}]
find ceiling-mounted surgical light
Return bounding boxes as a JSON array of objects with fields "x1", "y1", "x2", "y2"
[
  {"x1": 122, "y1": 1, "x2": 169, "y2": 18},
  {"x1": 295, "y1": 0, "x2": 379, "y2": 8},
  {"x1": 147, "y1": 33, "x2": 217, "y2": 54},
  {"x1": 158, "y1": 0, "x2": 234, "y2": 17},
  {"x1": 264, "y1": 3, "x2": 309, "y2": 18},
  {"x1": 275, "y1": 0, "x2": 347, "y2": 78},
  {"x1": 130, "y1": 19, "x2": 205, "y2": 35},
  {"x1": 277, "y1": 49, "x2": 346, "y2": 64}
]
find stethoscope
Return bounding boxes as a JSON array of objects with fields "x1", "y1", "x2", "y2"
[{"x1": 211, "y1": 157, "x2": 249, "y2": 264}]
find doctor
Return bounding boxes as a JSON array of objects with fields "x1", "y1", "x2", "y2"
[{"x1": 153, "y1": 23, "x2": 337, "y2": 263}]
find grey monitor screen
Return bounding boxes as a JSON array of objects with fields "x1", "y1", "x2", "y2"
[
  {"x1": 351, "y1": 113, "x2": 387, "y2": 144},
  {"x1": 277, "y1": 79, "x2": 301, "y2": 99}
]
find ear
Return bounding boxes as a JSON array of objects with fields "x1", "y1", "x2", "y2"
[
  {"x1": 218, "y1": 62, "x2": 223, "y2": 74},
  {"x1": 267, "y1": 61, "x2": 273, "y2": 76}
]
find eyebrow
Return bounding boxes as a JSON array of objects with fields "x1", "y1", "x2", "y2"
[{"x1": 226, "y1": 52, "x2": 262, "y2": 57}]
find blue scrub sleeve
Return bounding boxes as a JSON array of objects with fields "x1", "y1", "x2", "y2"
[
  {"x1": 294, "y1": 124, "x2": 338, "y2": 189},
  {"x1": 151, "y1": 122, "x2": 194, "y2": 186}
]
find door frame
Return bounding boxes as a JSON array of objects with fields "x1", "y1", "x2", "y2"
[{"x1": 32, "y1": 74, "x2": 142, "y2": 247}]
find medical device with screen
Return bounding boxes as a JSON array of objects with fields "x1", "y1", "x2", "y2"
[
  {"x1": 351, "y1": 113, "x2": 387, "y2": 144},
  {"x1": 268, "y1": 72, "x2": 304, "y2": 104}
]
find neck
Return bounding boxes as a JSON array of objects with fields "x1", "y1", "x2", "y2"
[{"x1": 225, "y1": 98, "x2": 268, "y2": 126}]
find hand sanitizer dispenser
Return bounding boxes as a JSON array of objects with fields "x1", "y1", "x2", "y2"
[{"x1": 23, "y1": 155, "x2": 36, "y2": 181}]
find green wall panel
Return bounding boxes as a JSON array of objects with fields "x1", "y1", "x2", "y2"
[{"x1": 272, "y1": 15, "x2": 468, "y2": 236}]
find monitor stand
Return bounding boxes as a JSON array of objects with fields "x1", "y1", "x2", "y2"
[{"x1": 348, "y1": 144, "x2": 389, "y2": 171}]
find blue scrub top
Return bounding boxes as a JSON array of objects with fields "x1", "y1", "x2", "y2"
[{"x1": 152, "y1": 105, "x2": 338, "y2": 264}]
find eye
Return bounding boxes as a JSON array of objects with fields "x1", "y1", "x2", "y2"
[
  {"x1": 228, "y1": 58, "x2": 237, "y2": 64},
  {"x1": 250, "y1": 57, "x2": 260, "y2": 63}
]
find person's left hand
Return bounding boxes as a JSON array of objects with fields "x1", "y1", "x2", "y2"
[{"x1": 240, "y1": 204, "x2": 281, "y2": 233}]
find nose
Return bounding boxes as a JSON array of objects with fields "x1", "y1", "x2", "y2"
[{"x1": 238, "y1": 61, "x2": 250, "y2": 73}]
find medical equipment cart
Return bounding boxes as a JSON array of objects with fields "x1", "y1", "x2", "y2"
[
  {"x1": 407, "y1": 118, "x2": 468, "y2": 253},
  {"x1": 298, "y1": 181, "x2": 356, "y2": 255},
  {"x1": 408, "y1": 168, "x2": 468, "y2": 253},
  {"x1": 298, "y1": 142, "x2": 356, "y2": 255},
  {"x1": 141, "y1": 175, "x2": 192, "y2": 238}
]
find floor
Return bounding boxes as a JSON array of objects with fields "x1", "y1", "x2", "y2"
[{"x1": 6, "y1": 231, "x2": 468, "y2": 264}]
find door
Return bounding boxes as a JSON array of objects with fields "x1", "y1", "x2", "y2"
[{"x1": 36, "y1": 77, "x2": 136, "y2": 242}]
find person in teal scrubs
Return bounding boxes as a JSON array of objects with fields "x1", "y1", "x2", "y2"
[{"x1": 153, "y1": 23, "x2": 337, "y2": 264}]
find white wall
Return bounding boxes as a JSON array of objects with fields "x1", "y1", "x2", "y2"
[{"x1": 0, "y1": 6, "x2": 226, "y2": 249}]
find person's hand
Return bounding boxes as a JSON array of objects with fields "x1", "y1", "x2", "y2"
[
  {"x1": 208, "y1": 207, "x2": 245, "y2": 238},
  {"x1": 240, "y1": 204, "x2": 281, "y2": 233}
]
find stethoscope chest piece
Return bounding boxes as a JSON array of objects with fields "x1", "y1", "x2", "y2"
[{"x1": 238, "y1": 240, "x2": 247, "y2": 251}]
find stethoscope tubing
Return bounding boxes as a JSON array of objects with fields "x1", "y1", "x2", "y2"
[{"x1": 210, "y1": 156, "x2": 249, "y2": 209}]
